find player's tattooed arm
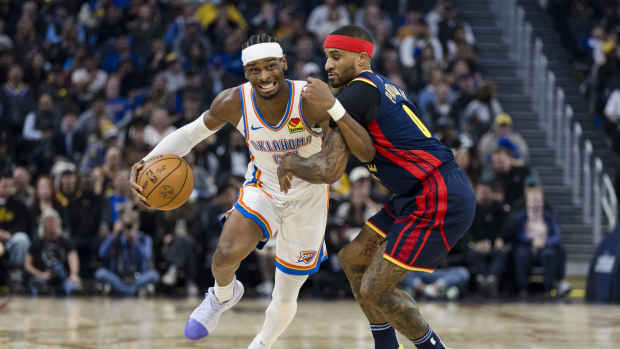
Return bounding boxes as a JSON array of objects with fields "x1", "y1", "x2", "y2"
[
  {"x1": 301, "y1": 77, "x2": 375, "y2": 162},
  {"x1": 277, "y1": 122, "x2": 348, "y2": 192}
]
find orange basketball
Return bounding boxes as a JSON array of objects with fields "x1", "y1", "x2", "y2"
[{"x1": 137, "y1": 154, "x2": 194, "y2": 211}]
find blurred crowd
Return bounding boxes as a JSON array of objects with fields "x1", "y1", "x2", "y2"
[
  {"x1": 543, "y1": 0, "x2": 620, "y2": 157},
  {"x1": 0, "y1": 0, "x2": 569, "y2": 300}
]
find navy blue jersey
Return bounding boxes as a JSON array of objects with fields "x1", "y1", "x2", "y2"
[{"x1": 337, "y1": 71, "x2": 455, "y2": 195}]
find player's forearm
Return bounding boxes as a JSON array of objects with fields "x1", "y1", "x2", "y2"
[
  {"x1": 143, "y1": 113, "x2": 219, "y2": 161},
  {"x1": 284, "y1": 153, "x2": 341, "y2": 184},
  {"x1": 335, "y1": 113, "x2": 375, "y2": 162},
  {"x1": 282, "y1": 128, "x2": 348, "y2": 184}
]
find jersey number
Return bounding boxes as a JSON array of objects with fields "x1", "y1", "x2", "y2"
[{"x1": 402, "y1": 105, "x2": 431, "y2": 138}]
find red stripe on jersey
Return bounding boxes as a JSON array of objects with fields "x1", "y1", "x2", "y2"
[{"x1": 397, "y1": 172, "x2": 437, "y2": 261}]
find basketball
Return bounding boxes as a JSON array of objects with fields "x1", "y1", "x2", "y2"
[{"x1": 137, "y1": 155, "x2": 194, "y2": 211}]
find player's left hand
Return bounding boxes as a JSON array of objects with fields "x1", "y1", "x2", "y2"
[
  {"x1": 302, "y1": 77, "x2": 336, "y2": 113},
  {"x1": 277, "y1": 154, "x2": 295, "y2": 194}
]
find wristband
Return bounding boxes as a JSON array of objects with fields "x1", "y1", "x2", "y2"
[{"x1": 327, "y1": 98, "x2": 346, "y2": 122}]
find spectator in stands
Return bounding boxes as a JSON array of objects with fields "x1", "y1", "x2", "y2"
[
  {"x1": 51, "y1": 105, "x2": 88, "y2": 164},
  {"x1": 22, "y1": 92, "x2": 59, "y2": 168},
  {"x1": 104, "y1": 75, "x2": 132, "y2": 127},
  {"x1": 399, "y1": 19, "x2": 444, "y2": 70},
  {"x1": 479, "y1": 113, "x2": 529, "y2": 165},
  {"x1": 450, "y1": 73, "x2": 479, "y2": 128},
  {"x1": 122, "y1": 117, "x2": 151, "y2": 168},
  {"x1": 603, "y1": 87, "x2": 620, "y2": 153},
  {"x1": 144, "y1": 107, "x2": 176, "y2": 148},
  {"x1": 313, "y1": 217, "x2": 351, "y2": 298},
  {"x1": 203, "y1": 182, "x2": 239, "y2": 262},
  {"x1": 491, "y1": 146, "x2": 537, "y2": 208},
  {"x1": 71, "y1": 57, "x2": 108, "y2": 105},
  {"x1": 335, "y1": 167, "x2": 381, "y2": 231},
  {"x1": 354, "y1": 0, "x2": 393, "y2": 38},
  {"x1": 2, "y1": 64, "x2": 35, "y2": 143},
  {"x1": 0, "y1": 169, "x2": 31, "y2": 292},
  {"x1": 306, "y1": 0, "x2": 351, "y2": 41},
  {"x1": 160, "y1": 218, "x2": 199, "y2": 297},
  {"x1": 104, "y1": 169, "x2": 130, "y2": 226},
  {"x1": 102, "y1": 34, "x2": 141, "y2": 74},
  {"x1": 24, "y1": 209, "x2": 81, "y2": 296},
  {"x1": 75, "y1": 93, "x2": 108, "y2": 136},
  {"x1": 30, "y1": 175, "x2": 63, "y2": 235},
  {"x1": 128, "y1": 3, "x2": 163, "y2": 57},
  {"x1": 427, "y1": 81, "x2": 455, "y2": 130},
  {"x1": 95, "y1": 203, "x2": 158, "y2": 296},
  {"x1": 509, "y1": 185, "x2": 567, "y2": 297},
  {"x1": 454, "y1": 141, "x2": 481, "y2": 184},
  {"x1": 462, "y1": 81, "x2": 502, "y2": 141},
  {"x1": 12, "y1": 166, "x2": 34, "y2": 208},
  {"x1": 466, "y1": 176, "x2": 510, "y2": 296},
  {"x1": 66, "y1": 167, "x2": 104, "y2": 278},
  {"x1": 401, "y1": 266, "x2": 470, "y2": 300}
]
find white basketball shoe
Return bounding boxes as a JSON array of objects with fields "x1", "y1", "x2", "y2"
[{"x1": 184, "y1": 278, "x2": 245, "y2": 340}]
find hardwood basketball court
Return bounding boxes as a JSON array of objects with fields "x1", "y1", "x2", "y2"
[{"x1": 1, "y1": 297, "x2": 619, "y2": 348}]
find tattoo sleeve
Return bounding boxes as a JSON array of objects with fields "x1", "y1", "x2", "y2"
[{"x1": 285, "y1": 126, "x2": 349, "y2": 184}]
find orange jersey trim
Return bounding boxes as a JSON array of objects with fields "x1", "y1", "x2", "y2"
[{"x1": 237, "y1": 187, "x2": 273, "y2": 238}]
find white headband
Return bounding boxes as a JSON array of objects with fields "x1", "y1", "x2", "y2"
[{"x1": 242, "y1": 42, "x2": 284, "y2": 66}]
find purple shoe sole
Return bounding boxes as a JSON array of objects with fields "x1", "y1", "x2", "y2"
[{"x1": 184, "y1": 318, "x2": 209, "y2": 340}]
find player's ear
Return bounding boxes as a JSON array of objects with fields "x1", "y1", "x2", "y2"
[
  {"x1": 280, "y1": 57, "x2": 288, "y2": 71},
  {"x1": 357, "y1": 52, "x2": 371, "y2": 67},
  {"x1": 243, "y1": 66, "x2": 250, "y2": 80}
]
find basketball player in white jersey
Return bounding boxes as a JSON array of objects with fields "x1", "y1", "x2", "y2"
[{"x1": 129, "y1": 33, "x2": 374, "y2": 349}]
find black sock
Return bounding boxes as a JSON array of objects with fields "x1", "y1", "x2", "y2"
[
  {"x1": 412, "y1": 327, "x2": 445, "y2": 349},
  {"x1": 370, "y1": 323, "x2": 400, "y2": 349}
]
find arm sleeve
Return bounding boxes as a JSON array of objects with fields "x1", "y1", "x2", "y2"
[
  {"x1": 336, "y1": 80, "x2": 381, "y2": 126},
  {"x1": 143, "y1": 112, "x2": 218, "y2": 161}
]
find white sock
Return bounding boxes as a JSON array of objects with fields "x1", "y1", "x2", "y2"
[
  {"x1": 214, "y1": 278, "x2": 235, "y2": 303},
  {"x1": 249, "y1": 269, "x2": 307, "y2": 348}
]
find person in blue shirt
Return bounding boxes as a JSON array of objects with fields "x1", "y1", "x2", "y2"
[
  {"x1": 509, "y1": 185, "x2": 566, "y2": 296},
  {"x1": 95, "y1": 204, "x2": 158, "y2": 296}
]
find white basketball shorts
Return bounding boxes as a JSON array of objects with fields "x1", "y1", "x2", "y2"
[{"x1": 233, "y1": 184, "x2": 329, "y2": 275}]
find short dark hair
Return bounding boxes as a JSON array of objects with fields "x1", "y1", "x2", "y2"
[
  {"x1": 330, "y1": 25, "x2": 374, "y2": 44},
  {"x1": 243, "y1": 33, "x2": 279, "y2": 50}
]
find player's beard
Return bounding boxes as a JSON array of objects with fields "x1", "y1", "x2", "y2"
[{"x1": 328, "y1": 65, "x2": 358, "y2": 89}]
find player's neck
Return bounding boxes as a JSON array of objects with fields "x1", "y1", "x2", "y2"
[{"x1": 354, "y1": 67, "x2": 373, "y2": 77}]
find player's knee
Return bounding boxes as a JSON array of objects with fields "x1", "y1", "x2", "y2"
[
  {"x1": 213, "y1": 243, "x2": 243, "y2": 266},
  {"x1": 359, "y1": 280, "x2": 377, "y2": 303}
]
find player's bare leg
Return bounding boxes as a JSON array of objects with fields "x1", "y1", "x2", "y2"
[
  {"x1": 339, "y1": 226, "x2": 402, "y2": 349},
  {"x1": 338, "y1": 226, "x2": 387, "y2": 321},
  {"x1": 211, "y1": 209, "x2": 265, "y2": 287},
  {"x1": 185, "y1": 209, "x2": 264, "y2": 340},
  {"x1": 359, "y1": 242, "x2": 447, "y2": 349}
]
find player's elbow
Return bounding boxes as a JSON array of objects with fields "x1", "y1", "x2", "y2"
[
  {"x1": 358, "y1": 146, "x2": 376, "y2": 163},
  {"x1": 323, "y1": 170, "x2": 342, "y2": 184},
  {"x1": 323, "y1": 165, "x2": 345, "y2": 184}
]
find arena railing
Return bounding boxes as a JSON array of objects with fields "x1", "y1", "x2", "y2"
[{"x1": 491, "y1": 0, "x2": 618, "y2": 243}]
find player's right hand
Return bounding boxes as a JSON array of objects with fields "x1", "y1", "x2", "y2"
[{"x1": 129, "y1": 160, "x2": 150, "y2": 209}]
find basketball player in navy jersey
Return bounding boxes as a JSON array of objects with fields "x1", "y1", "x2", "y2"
[{"x1": 278, "y1": 26, "x2": 476, "y2": 349}]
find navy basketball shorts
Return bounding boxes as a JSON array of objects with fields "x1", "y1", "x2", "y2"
[{"x1": 366, "y1": 162, "x2": 476, "y2": 273}]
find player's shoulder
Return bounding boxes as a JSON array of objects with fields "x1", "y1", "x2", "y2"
[
  {"x1": 210, "y1": 85, "x2": 243, "y2": 116},
  {"x1": 348, "y1": 71, "x2": 380, "y2": 89}
]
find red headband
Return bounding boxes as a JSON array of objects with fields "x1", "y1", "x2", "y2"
[{"x1": 323, "y1": 34, "x2": 374, "y2": 57}]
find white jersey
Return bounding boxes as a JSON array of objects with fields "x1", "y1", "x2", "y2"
[{"x1": 235, "y1": 79, "x2": 325, "y2": 200}]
